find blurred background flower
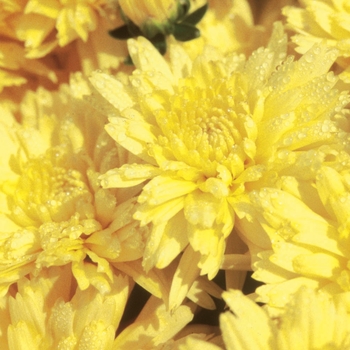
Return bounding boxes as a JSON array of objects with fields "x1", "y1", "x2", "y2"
[
  {"x1": 283, "y1": 0, "x2": 350, "y2": 82},
  {"x1": 0, "y1": 0, "x2": 127, "y2": 108}
]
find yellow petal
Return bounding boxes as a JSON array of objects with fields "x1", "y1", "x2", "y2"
[
  {"x1": 220, "y1": 289, "x2": 276, "y2": 350},
  {"x1": 169, "y1": 246, "x2": 201, "y2": 310},
  {"x1": 113, "y1": 296, "x2": 195, "y2": 349}
]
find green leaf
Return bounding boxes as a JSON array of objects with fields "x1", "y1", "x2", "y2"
[
  {"x1": 181, "y1": 3, "x2": 208, "y2": 26},
  {"x1": 173, "y1": 23, "x2": 200, "y2": 42}
]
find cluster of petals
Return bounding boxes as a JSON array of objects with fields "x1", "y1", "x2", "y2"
[
  {"x1": 2, "y1": 0, "x2": 350, "y2": 348},
  {"x1": 94, "y1": 21, "x2": 350, "y2": 296},
  {"x1": 283, "y1": 0, "x2": 350, "y2": 82},
  {"x1": 0, "y1": 0, "x2": 126, "y2": 96},
  {"x1": 180, "y1": 287, "x2": 350, "y2": 349}
]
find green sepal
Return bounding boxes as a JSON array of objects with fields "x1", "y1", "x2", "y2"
[
  {"x1": 126, "y1": 20, "x2": 144, "y2": 37},
  {"x1": 173, "y1": 23, "x2": 200, "y2": 42},
  {"x1": 181, "y1": 3, "x2": 208, "y2": 26},
  {"x1": 109, "y1": 25, "x2": 133, "y2": 40},
  {"x1": 176, "y1": 0, "x2": 191, "y2": 21},
  {"x1": 124, "y1": 55, "x2": 134, "y2": 65},
  {"x1": 150, "y1": 33, "x2": 167, "y2": 55},
  {"x1": 109, "y1": 20, "x2": 142, "y2": 40}
]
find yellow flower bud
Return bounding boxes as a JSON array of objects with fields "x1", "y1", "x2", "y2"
[{"x1": 119, "y1": 0, "x2": 187, "y2": 37}]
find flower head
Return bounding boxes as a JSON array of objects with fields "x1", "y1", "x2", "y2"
[
  {"x1": 283, "y1": 0, "x2": 350, "y2": 81},
  {"x1": 237, "y1": 155, "x2": 350, "y2": 313},
  {"x1": 0, "y1": 0, "x2": 127, "y2": 97},
  {"x1": 95, "y1": 22, "x2": 349, "y2": 290},
  {"x1": 0, "y1": 74, "x2": 148, "y2": 297},
  {"x1": 221, "y1": 288, "x2": 350, "y2": 349},
  {"x1": 193, "y1": 0, "x2": 267, "y2": 57},
  {"x1": 0, "y1": 1, "x2": 57, "y2": 93},
  {"x1": 179, "y1": 287, "x2": 350, "y2": 349},
  {"x1": 16, "y1": 0, "x2": 107, "y2": 55},
  {"x1": 1, "y1": 264, "x2": 196, "y2": 349},
  {"x1": 95, "y1": 20, "x2": 350, "y2": 287},
  {"x1": 4, "y1": 266, "x2": 131, "y2": 349}
]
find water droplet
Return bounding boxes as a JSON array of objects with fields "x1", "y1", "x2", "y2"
[
  {"x1": 131, "y1": 78, "x2": 141, "y2": 87},
  {"x1": 313, "y1": 46, "x2": 321, "y2": 55},
  {"x1": 94, "y1": 79, "x2": 105, "y2": 90},
  {"x1": 116, "y1": 132, "x2": 127, "y2": 142},
  {"x1": 326, "y1": 71, "x2": 337, "y2": 83},
  {"x1": 283, "y1": 137, "x2": 293, "y2": 146},
  {"x1": 339, "y1": 196, "x2": 347, "y2": 203},
  {"x1": 321, "y1": 123, "x2": 330, "y2": 132},
  {"x1": 277, "y1": 149, "x2": 290, "y2": 159}
]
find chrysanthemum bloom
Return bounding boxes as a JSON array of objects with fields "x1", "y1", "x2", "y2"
[
  {"x1": 0, "y1": 75, "x2": 150, "y2": 298},
  {"x1": 1, "y1": 266, "x2": 130, "y2": 349},
  {"x1": 0, "y1": 1, "x2": 57, "y2": 94},
  {"x1": 15, "y1": 0, "x2": 115, "y2": 57},
  {"x1": 283, "y1": 0, "x2": 350, "y2": 82},
  {"x1": 183, "y1": 0, "x2": 267, "y2": 58},
  {"x1": 179, "y1": 287, "x2": 350, "y2": 349},
  {"x1": 1, "y1": 265, "x2": 196, "y2": 349},
  {"x1": 0, "y1": 0, "x2": 127, "y2": 97},
  {"x1": 95, "y1": 21, "x2": 349, "y2": 308},
  {"x1": 236, "y1": 156, "x2": 350, "y2": 313}
]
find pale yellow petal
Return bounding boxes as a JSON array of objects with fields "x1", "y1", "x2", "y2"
[
  {"x1": 220, "y1": 290, "x2": 276, "y2": 350},
  {"x1": 169, "y1": 246, "x2": 201, "y2": 310},
  {"x1": 100, "y1": 164, "x2": 160, "y2": 189},
  {"x1": 113, "y1": 297, "x2": 194, "y2": 349},
  {"x1": 89, "y1": 72, "x2": 134, "y2": 111},
  {"x1": 128, "y1": 36, "x2": 174, "y2": 82}
]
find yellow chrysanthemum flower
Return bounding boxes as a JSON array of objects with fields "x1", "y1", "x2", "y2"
[
  {"x1": 94, "y1": 21, "x2": 349, "y2": 301},
  {"x1": 184, "y1": 0, "x2": 267, "y2": 58},
  {"x1": 15, "y1": 0, "x2": 106, "y2": 56},
  {"x1": 179, "y1": 287, "x2": 350, "y2": 349},
  {"x1": 0, "y1": 0, "x2": 127, "y2": 96},
  {"x1": 1, "y1": 265, "x2": 196, "y2": 349},
  {"x1": 0, "y1": 1, "x2": 57, "y2": 93},
  {"x1": 0, "y1": 74, "x2": 149, "y2": 298},
  {"x1": 236, "y1": 155, "x2": 350, "y2": 313},
  {"x1": 3, "y1": 266, "x2": 130, "y2": 349},
  {"x1": 283, "y1": 0, "x2": 350, "y2": 82}
]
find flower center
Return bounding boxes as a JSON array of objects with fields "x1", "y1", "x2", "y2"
[
  {"x1": 156, "y1": 75, "x2": 257, "y2": 179},
  {"x1": 9, "y1": 146, "x2": 92, "y2": 227}
]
